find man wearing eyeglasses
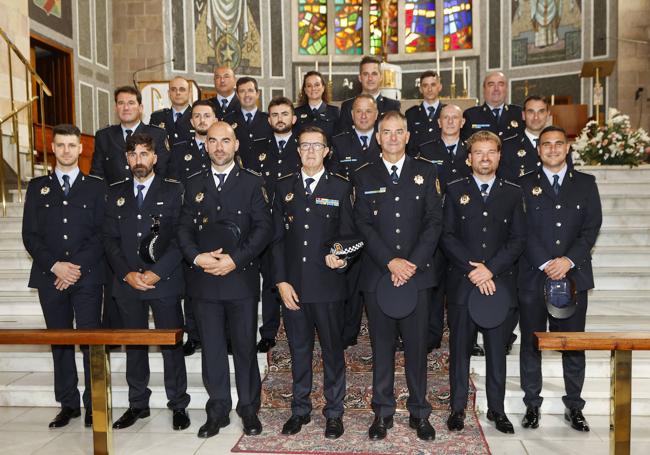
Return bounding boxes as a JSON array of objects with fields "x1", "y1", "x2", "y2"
[
  {"x1": 517, "y1": 126, "x2": 602, "y2": 432},
  {"x1": 271, "y1": 126, "x2": 355, "y2": 439},
  {"x1": 150, "y1": 76, "x2": 194, "y2": 146}
]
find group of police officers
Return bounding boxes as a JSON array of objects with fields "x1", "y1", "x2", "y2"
[{"x1": 22, "y1": 54, "x2": 602, "y2": 443}]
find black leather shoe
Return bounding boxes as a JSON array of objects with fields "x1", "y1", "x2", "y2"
[
  {"x1": 522, "y1": 406, "x2": 540, "y2": 429},
  {"x1": 486, "y1": 409, "x2": 514, "y2": 434},
  {"x1": 49, "y1": 407, "x2": 80, "y2": 428},
  {"x1": 242, "y1": 414, "x2": 263, "y2": 435},
  {"x1": 447, "y1": 410, "x2": 465, "y2": 431},
  {"x1": 173, "y1": 409, "x2": 190, "y2": 430},
  {"x1": 256, "y1": 338, "x2": 276, "y2": 353},
  {"x1": 505, "y1": 333, "x2": 517, "y2": 355},
  {"x1": 368, "y1": 415, "x2": 393, "y2": 440},
  {"x1": 197, "y1": 415, "x2": 230, "y2": 438},
  {"x1": 409, "y1": 416, "x2": 436, "y2": 441},
  {"x1": 471, "y1": 343, "x2": 485, "y2": 356},
  {"x1": 281, "y1": 414, "x2": 311, "y2": 435},
  {"x1": 112, "y1": 407, "x2": 150, "y2": 429},
  {"x1": 565, "y1": 408, "x2": 590, "y2": 432},
  {"x1": 183, "y1": 339, "x2": 200, "y2": 356},
  {"x1": 84, "y1": 409, "x2": 92, "y2": 428},
  {"x1": 325, "y1": 417, "x2": 344, "y2": 439}
]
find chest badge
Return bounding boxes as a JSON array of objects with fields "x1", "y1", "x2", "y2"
[
  {"x1": 300, "y1": 113, "x2": 308, "y2": 119},
  {"x1": 259, "y1": 153, "x2": 266, "y2": 162},
  {"x1": 460, "y1": 194, "x2": 470, "y2": 205},
  {"x1": 285, "y1": 192, "x2": 294, "y2": 202},
  {"x1": 40, "y1": 186, "x2": 50, "y2": 195},
  {"x1": 517, "y1": 149, "x2": 526, "y2": 157},
  {"x1": 414, "y1": 175, "x2": 424, "y2": 185},
  {"x1": 116, "y1": 197, "x2": 125, "y2": 207},
  {"x1": 158, "y1": 122, "x2": 165, "y2": 129},
  {"x1": 231, "y1": 122, "x2": 237, "y2": 129},
  {"x1": 195, "y1": 192, "x2": 204, "y2": 203},
  {"x1": 510, "y1": 120, "x2": 519, "y2": 128},
  {"x1": 532, "y1": 186, "x2": 542, "y2": 196},
  {"x1": 184, "y1": 154, "x2": 192, "y2": 161}
]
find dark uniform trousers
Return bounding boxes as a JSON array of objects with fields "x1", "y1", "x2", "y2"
[
  {"x1": 22, "y1": 173, "x2": 106, "y2": 411},
  {"x1": 104, "y1": 176, "x2": 190, "y2": 410},
  {"x1": 441, "y1": 177, "x2": 526, "y2": 414},
  {"x1": 517, "y1": 168, "x2": 602, "y2": 411},
  {"x1": 271, "y1": 172, "x2": 354, "y2": 417},
  {"x1": 177, "y1": 166, "x2": 272, "y2": 419},
  {"x1": 353, "y1": 156, "x2": 443, "y2": 418}
]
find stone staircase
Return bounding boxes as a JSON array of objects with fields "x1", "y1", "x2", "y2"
[{"x1": 0, "y1": 165, "x2": 649, "y2": 416}]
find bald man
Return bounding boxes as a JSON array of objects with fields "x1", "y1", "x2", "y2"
[
  {"x1": 208, "y1": 66, "x2": 241, "y2": 120},
  {"x1": 150, "y1": 76, "x2": 194, "y2": 146}
]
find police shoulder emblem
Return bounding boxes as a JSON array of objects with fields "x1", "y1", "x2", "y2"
[
  {"x1": 259, "y1": 153, "x2": 266, "y2": 162},
  {"x1": 510, "y1": 120, "x2": 519, "y2": 128},
  {"x1": 195, "y1": 192, "x2": 204, "y2": 203},
  {"x1": 40, "y1": 186, "x2": 50, "y2": 195},
  {"x1": 460, "y1": 194, "x2": 470, "y2": 205},
  {"x1": 116, "y1": 197, "x2": 125, "y2": 206},
  {"x1": 285, "y1": 192, "x2": 294, "y2": 202},
  {"x1": 532, "y1": 186, "x2": 542, "y2": 196},
  {"x1": 184, "y1": 154, "x2": 192, "y2": 161},
  {"x1": 517, "y1": 149, "x2": 526, "y2": 157},
  {"x1": 414, "y1": 175, "x2": 424, "y2": 185}
]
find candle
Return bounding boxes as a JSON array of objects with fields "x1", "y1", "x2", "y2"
[
  {"x1": 298, "y1": 67, "x2": 302, "y2": 96},
  {"x1": 328, "y1": 54, "x2": 332, "y2": 81},
  {"x1": 551, "y1": 94, "x2": 555, "y2": 105},
  {"x1": 462, "y1": 61, "x2": 467, "y2": 92},
  {"x1": 436, "y1": 50, "x2": 440, "y2": 77},
  {"x1": 315, "y1": 60, "x2": 318, "y2": 72},
  {"x1": 451, "y1": 56, "x2": 456, "y2": 85}
]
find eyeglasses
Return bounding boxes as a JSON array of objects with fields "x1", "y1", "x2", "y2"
[{"x1": 298, "y1": 142, "x2": 326, "y2": 152}]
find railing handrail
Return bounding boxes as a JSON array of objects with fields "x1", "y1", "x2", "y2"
[
  {"x1": 0, "y1": 27, "x2": 52, "y2": 96},
  {"x1": 0, "y1": 329, "x2": 183, "y2": 346},
  {"x1": 536, "y1": 331, "x2": 650, "y2": 351},
  {"x1": 0, "y1": 96, "x2": 38, "y2": 124}
]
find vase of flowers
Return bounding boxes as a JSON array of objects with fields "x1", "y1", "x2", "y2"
[{"x1": 572, "y1": 110, "x2": 650, "y2": 166}]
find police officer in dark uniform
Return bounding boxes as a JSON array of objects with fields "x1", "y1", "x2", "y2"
[
  {"x1": 22, "y1": 124, "x2": 105, "y2": 428},
  {"x1": 177, "y1": 121, "x2": 272, "y2": 439},
  {"x1": 208, "y1": 66, "x2": 240, "y2": 120},
  {"x1": 406, "y1": 70, "x2": 445, "y2": 155},
  {"x1": 461, "y1": 71, "x2": 524, "y2": 141},
  {"x1": 329, "y1": 94, "x2": 381, "y2": 180},
  {"x1": 337, "y1": 56, "x2": 400, "y2": 133},
  {"x1": 294, "y1": 71, "x2": 340, "y2": 141},
  {"x1": 354, "y1": 111, "x2": 441, "y2": 441},
  {"x1": 272, "y1": 126, "x2": 354, "y2": 439},
  {"x1": 223, "y1": 76, "x2": 272, "y2": 161},
  {"x1": 518, "y1": 126, "x2": 602, "y2": 432},
  {"x1": 149, "y1": 76, "x2": 193, "y2": 146},
  {"x1": 104, "y1": 133, "x2": 191, "y2": 431},
  {"x1": 441, "y1": 130, "x2": 526, "y2": 434}
]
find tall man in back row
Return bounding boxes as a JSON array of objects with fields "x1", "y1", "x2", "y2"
[{"x1": 518, "y1": 126, "x2": 602, "y2": 432}]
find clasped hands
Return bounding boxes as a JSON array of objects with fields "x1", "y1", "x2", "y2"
[
  {"x1": 387, "y1": 258, "x2": 417, "y2": 287},
  {"x1": 52, "y1": 261, "x2": 81, "y2": 291},
  {"x1": 543, "y1": 256, "x2": 572, "y2": 280},
  {"x1": 125, "y1": 270, "x2": 161, "y2": 291},
  {"x1": 195, "y1": 248, "x2": 236, "y2": 276},
  {"x1": 468, "y1": 261, "x2": 495, "y2": 296}
]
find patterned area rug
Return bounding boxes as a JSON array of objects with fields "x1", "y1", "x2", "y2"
[{"x1": 232, "y1": 320, "x2": 490, "y2": 454}]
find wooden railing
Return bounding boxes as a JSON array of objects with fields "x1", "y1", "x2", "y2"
[
  {"x1": 0, "y1": 329, "x2": 183, "y2": 455},
  {"x1": 536, "y1": 332, "x2": 650, "y2": 455}
]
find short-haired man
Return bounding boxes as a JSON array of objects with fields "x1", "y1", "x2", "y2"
[
  {"x1": 337, "y1": 56, "x2": 401, "y2": 133},
  {"x1": 209, "y1": 66, "x2": 240, "y2": 120},
  {"x1": 354, "y1": 111, "x2": 441, "y2": 441},
  {"x1": 517, "y1": 126, "x2": 602, "y2": 432},
  {"x1": 441, "y1": 130, "x2": 526, "y2": 434},
  {"x1": 104, "y1": 133, "x2": 190, "y2": 431},
  {"x1": 150, "y1": 76, "x2": 194, "y2": 146},
  {"x1": 272, "y1": 126, "x2": 355, "y2": 439},
  {"x1": 406, "y1": 70, "x2": 445, "y2": 154},
  {"x1": 22, "y1": 124, "x2": 105, "y2": 428},
  {"x1": 461, "y1": 71, "x2": 524, "y2": 141}
]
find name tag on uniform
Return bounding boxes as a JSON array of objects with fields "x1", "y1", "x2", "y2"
[
  {"x1": 472, "y1": 123, "x2": 491, "y2": 129},
  {"x1": 340, "y1": 157, "x2": 358, "y2": 163},
  {"x1": 315, "y1": 197, "x2": 339, "y2": 207},
  {"x1": 364, "y1": 187, "x2": 386, "y2": 195},
  {"x1": 431, "y1": 160, "x2": 444, "y2": 165},
  {"x1": 156, "y1": 202, "x2": 164, "y2": 205}
]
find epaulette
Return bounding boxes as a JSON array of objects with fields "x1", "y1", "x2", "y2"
[
  {"x1": 448, "y1": 176, "x2": 469, "y2": 186},
  {"x1": 164, "y1": 178, "x2": 180, "y2": 184},
  {"x1": 520, "y1": 170, "x2": 536, "y2": 178},
  {"x1": 252, "y1": 137, "x2": 267, "y2": 143},
  {"x1": 151, "y1": 108, "x2": 170, "y2": 114},
  {"x1": 147, "y1": 123, "x2": 165, "y2": 131},
  {"x1": 332, "y1": 130, "x2": 349, "y2": 139},
  {"x1": 501, "y1": 133, "x2": 518, "y2": 142},
  {"x1": 87, "y1": 174, "x2": 104, "y2": 181},
  {"x1": 187, "y1": 169, "x2": 206, "y2": 180},
  {"x1": 172, "y1": 140, "x2": 189, "y2": 149},
  {"x1": 31, "y1": 174, "x2": 48, "y2": 182},
  {"x1": 418, "y1": 139, "x2": 436, "y2": 148},
  {"x1": 502, "y1": 179, "x2": 521, "y2": 188},
  {"x1": 96, "y1": 124, "x2": 114, "y2": 133},
  {"x1": 244, "y1": 168, "x2": 262, "y2": 177},
  {"x1": 277, "y1": 172, "x2": 295, "y2": 181},
  {"x1": 332, "y1": 172, "x2": 349, "y2": 181},
  {"x1": 353, "y1": 162, "x2": 371, "y2": 173},
  {"x1": 415, "y1": 155, "x2": 435, "y2": 165},
  {"x1": 109, "y1": 178, "x2": 128, "y2": 187}
]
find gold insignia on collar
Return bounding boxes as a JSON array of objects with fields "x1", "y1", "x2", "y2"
[
  {"x1": 285, "y1": 192, "x2": 294, "y2": 202},
  {"x1": 164, "y1": 137, "x2": 170, "y2": 151},
  {"x1": 202, "y1": 216, "x2": 208, "y2": 224},
  {"x1": 261, "y1": 186, "x2": 269, "y2": 204},
  {"x1": 40, "y1": 186, "x2": 50, "y2": 195},
  {"x1": 532, "y1": 186, "x2": 542, "y2": 196},
  {"x1": 435, "y1": 177, "x2": 441, "y2": 195},
  {"x1": 184, "y1": 154, "x2": 192, "y2": 161},
  {"x1": 460, "y1": 194, "x2": 470, "y2": 205},
  {"x1": 414, "y1": 175, "x2": 424, "y2": 185},
  {"x1": 465, "y1": 157, "x2": 471, "y2": 167},
  {"x1": 159, "y1": 122, "x2": 165, "y2": 129},
  {"x1": 231, "y1": 122, "x2": 237, "y2": 129},
  {"x1": 195, "y1": 192, "x2": 204, "y2": 203},
  {"x1": 511, "y1": 120, "x2": 519, "y2": 128},
  {"x1": 259, "y1": 153, "x2": 266, "y2": 162},
  {"x1": 517, "y1": 149, "x2": 526, "y2": 157},
  {"x1": 116, "y1": 197, "x2": 125, "y2": 206}
]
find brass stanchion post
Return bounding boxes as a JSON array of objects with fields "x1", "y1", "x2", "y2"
[
  {"x1": 610, "y1": 350, "x2": 632, "y2": 455},
  {"x1": 90, "y1": 345, "x2": 113, "y2": 455}
]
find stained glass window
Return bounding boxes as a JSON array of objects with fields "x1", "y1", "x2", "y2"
[
  {"x1": 334, "y1": 0, "x2": 363, "y2": 55},
  {"x1": 369, "y1": 0, "x2": 398, "y2": 55},
  {"x1": 443, "y1": 0, "x2": 473, "y2": 50},
  {"x1": 298, "y1": 0, "x2": 328, "y2": 55},
  {"x1": 405, "y1": 1, "x2": 436, "y2": 53}
]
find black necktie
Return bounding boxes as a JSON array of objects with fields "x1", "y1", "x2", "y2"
[
  {"x1": 552, "y1": 174, "x2": 560, "y2": 195},
  {"x1": 446, "y1": 144, "x2": 456, "y2": 157},
  {"x1": 360, "y1": 135, "x2": 368, "y2": 149},
  {"x1": 427, "y1": 105, "x2": 435, "y2": 119},
  {"x1": 480, "y1": 183, "x2": 489, "y2": 202},
  {"x1": 199, "y1": 142, "x2": 206, "y2": 156},
  {"x1": 246, "y1": 112, "x2": 253, "y2": 125},
  {"x1": 125, "y1": 129, "x2": 133, "y2": 141},
  {"x1": 305, "y1": 177, "x2": 315, "y2": 196},
  {"x1": 533, "y1": 137, "x2": 539, "y2": 148},
  {"x1": 221, "y1": 98, "x2": 228, "y2": 111},
  {"x1": 136, "y1": 184, "x2": 145, "y2": 209},
  {"x1": 278, "y1": 139, "x2": 286, "y2": 152},
  {"x1": 390, "y1": 165, "x2": 399, "y2": 184},
  {"x1": 492, "y1": 108, "x2": 501, "y2": 122},
  {"x1": 175, "y1": 112, "x2": 182, "y2": 124},
  {"x1": 312, "y1": 108, "x2": 319, "y2": 118},
  {"x1": 215, "y1": 173, "x2": 226, "y2": 189},
  {"x1": 62, "y1": 174, "x2": 70, "y2": 196}
]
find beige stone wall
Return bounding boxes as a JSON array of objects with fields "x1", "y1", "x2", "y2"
[
  {"x1": 112, "y1": 0, "x2": 165, "y2": 88},
  {"x1": 617, "y1": 1, "x2": 650, "y2": 131}
]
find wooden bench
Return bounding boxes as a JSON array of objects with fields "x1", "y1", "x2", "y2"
[
  {"x1": 0, "y1": 329, "x2": 183, "y2": 455},
  {"x1": 536, "y1": 332, "x2": 650, "y2": 455}
]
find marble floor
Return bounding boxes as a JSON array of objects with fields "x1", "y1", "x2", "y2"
[{"x1": 1, "y1": 407, "x2": 649, "y2": 454}]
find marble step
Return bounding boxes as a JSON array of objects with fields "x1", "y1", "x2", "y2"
[
  {"x1": 596, "y1": 181, "x2": 650, "y2": 194},
  {"x1": 0, "y1": 249, "x2": 32, "y2": 269},
  {"x1": 592, "y1": 267, "x2": 650, "y2": 290},
  {"x1": 594, "y1": 227, "x2": 650, "y2": 246},
  {"x1": 599, "y1": 194, "x2": 650, "y2": 210},
  {"x1": 473, "y1": 376, "x2": 650, "y2": 416},
  {"x1": 578, "y1": 165, "x2": 650, "y2": 182},
  {"x1": 0, "y1": 271, "x2": 31, "y2": 291},
  {"x1": 591, "y1": 246, "x2": 650, "y2": 267},
  {"x1": 601, "y1": 210, "x2": 650, "y2": 227}
]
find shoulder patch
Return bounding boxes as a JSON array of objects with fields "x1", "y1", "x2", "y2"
[
  {"x1": 448, "y1": 177, "x2": 469, "y2": 186},
  {"x1": 277, "y1": 172, "x2": 296, "y2": 181},
  {"x1": 87, "y1": 174, "x2": 104, "y2": 181},
  {"x1": 244, "y1": 168, "x2": 263, "y2": 177},
  {"x1": 109, "y1": 178, "x2": 128, "y2": 187},
  {"x1": 353, "y1": 162, "x2": 371, "y2": 173},
  {"x1": 164, "y1": 178, "x2": 180, "y2": 184}
]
